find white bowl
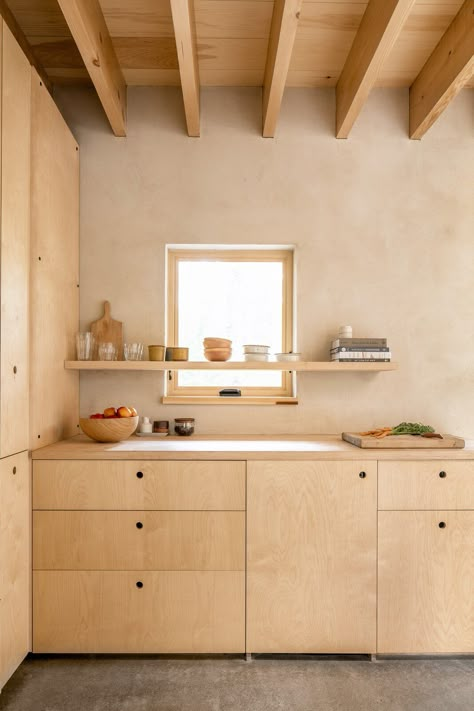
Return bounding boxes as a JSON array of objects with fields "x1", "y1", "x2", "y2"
[
  {"x1": 275, "y1": 353, "x2": 302, "y2": 362},
  {"x1": 244, "y1": 353, "x2": 269, "y2": 362},
  {"x1": 243, "y1": 345, "x2": 270, "y2": 354}
]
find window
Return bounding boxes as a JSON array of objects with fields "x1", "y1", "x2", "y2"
[{"x1": 166, "y1": 247, "x2": 294, "y2": 402}]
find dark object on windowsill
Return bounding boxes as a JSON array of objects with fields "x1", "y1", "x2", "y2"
[{"x1": 219, "y1": 388, "x2": 242, "y2": 397}]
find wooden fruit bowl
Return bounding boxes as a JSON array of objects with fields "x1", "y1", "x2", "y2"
[{"x1": 79, "y1": 416, "x2": 139, "y2": 443}]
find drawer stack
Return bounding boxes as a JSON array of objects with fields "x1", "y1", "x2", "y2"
[
  {"x1": 377, "y1": 460, "x2": 474, "y2": 654},
  {"x1": 33, "y1": 460, "x2": 246, "y2": 653}
]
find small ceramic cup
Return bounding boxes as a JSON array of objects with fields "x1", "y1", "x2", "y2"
[{"x1": 148, "y1": 345, "x2": 165, "y2": 361}]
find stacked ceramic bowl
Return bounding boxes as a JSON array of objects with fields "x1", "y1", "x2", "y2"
[
  {"x1": 203, "y1": 337, "x2": 232, "y2": 362},
  {"x1": 243, "y1": 344, "x2": 270, "y2": 362}
]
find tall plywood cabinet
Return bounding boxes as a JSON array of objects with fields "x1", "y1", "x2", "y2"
[
  {"x1": 0, "y1": 22, "x2": 31, "y2": 690},
  {"x1": 30, "y1": 70, "x2": 79, "y2": 449},
  {"x1": 0, "y1": 20, "x2": 79, "y2": 691},
  {"x1": 0, "y1": 24, "x2": 30, "y2": 459}
]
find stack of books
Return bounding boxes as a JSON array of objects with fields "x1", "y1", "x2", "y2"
[{"x1": 330, "y1": 338, "x2": 391, "y2": 362}]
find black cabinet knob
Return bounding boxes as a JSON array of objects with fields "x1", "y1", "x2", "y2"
[
  {"x1": 136, "y1": 581, "x2": 143, "y2": 589},
  {"x1": 13, "y1": 366, "x2": 17, "y2": 374},
  {"x1": 136, "y1": 521, "x2": 143, "y2": 529},
  {"x1": 136, "y1": 471, "x2": 144, "y2": 479},
  {"x1": 12, "y1": 466, "x2": 16, "y2": 475},
  {"x1": 439, "y1": 521, "x2": 446, "y2": 529},
  {"x1": 359, "y1": 471, "x2": 366, "y2": 479},
  {"x1": 439, "y1": 471, "x2": 447, "y2": 478}
]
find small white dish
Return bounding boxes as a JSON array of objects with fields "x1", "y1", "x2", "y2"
[
  {"x1": 275, "y1": 353, "x2": 302, "y2": 362},
  {"x1": 243, "y1": 345, "x2": 270, "y2": 354},
  {"x1": 244, "y1": 353, "x2": 269, "y2": 362}
]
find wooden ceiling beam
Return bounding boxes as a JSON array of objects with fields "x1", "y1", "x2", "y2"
[
  {"x1": 56, "y1": 0, "x2": 127, "y2": 137},
  {"x1": 409, "y1": 0, "x2": 474, "y2": 140},
  {"x1": 262, "y1": 0, "x2": 302, "y2": 138},
  {"x1": 0, "y1": 0, "x2": 51, "y2": 92},
  {"x1": 170, "y1": 0, "x2": 200, "y2": 137},
  {"x1": 336, "y1": 0, "x2": 416, "y2": 139}
]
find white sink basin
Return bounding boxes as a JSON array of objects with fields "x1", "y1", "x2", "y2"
[{"x1": 108, "y1": 439, "x2": 334, "y2": 452}]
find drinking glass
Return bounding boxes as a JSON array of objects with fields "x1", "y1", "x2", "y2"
[
  {"x1": 76, "y1": 332, "x2": 95, "y2": 360},
  {"x1": 98, "y1": 342, "x2": 117, "y2": 361},
  {"x1": 124, "y1": 343, "x2": 144, "y2": 361}
]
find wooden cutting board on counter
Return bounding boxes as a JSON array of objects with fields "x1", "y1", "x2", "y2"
[
  {"x1": 342, "y1": 432, "x2": 465, "y2": 449},
  {"x1": 90, "y1": 301, "x2": 123, "y2": 360}
]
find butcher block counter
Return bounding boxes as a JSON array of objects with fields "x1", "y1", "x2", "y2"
[
  {"x1": 31, "y1": 435, "x2": 474, "y2": 657},
  {"x1": 32, "y1": 434, "x2": 474, "y2": 460}
]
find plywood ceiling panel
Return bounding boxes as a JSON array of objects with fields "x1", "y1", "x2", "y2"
[{"x1": 5, "y1": 0, "x2": 473, "y2": 88}]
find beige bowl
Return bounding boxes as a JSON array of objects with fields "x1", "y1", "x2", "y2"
[
  {"x1": 148, "y1": 345, "x2": 165, "y2": 361},
  {"x1": 203, "y1": 337, "x2": 232, "y2": 348},
  {"x1": 79, "y1": 416, "x2": 139, "y2": 443},
  {"x1": 204, "y1": 347, "x2": 232, "y2": 362}
]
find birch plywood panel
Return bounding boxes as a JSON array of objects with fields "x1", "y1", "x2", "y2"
[
  {"x1": 33, "y1": 511, "x2": 245, "y2": 571},
  {"x1": 247, "y1": 460, "x2": 377, "y2": 653},
  {"x1": 30, "y1": 69, "x2": 79, "y2": 449},
  {"x1": 0, "y1": 452, "x2": 30, "y2": 689},
  {"x1": 0, "y1": 23, "x2": 30, "y2": 459},
  {"x1": 32, "y1": 460, "x2": 246, "y2": 510},
  {"x1": 378, "y1": 511, "x2": 474, "y2": 653},
  {"x1": 34, "y1": 570, "x2": 245, "y2": 652}
]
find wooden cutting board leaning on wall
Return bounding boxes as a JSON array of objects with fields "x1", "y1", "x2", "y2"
[{"x1": 90, "y1": 301, "x2": 123, "y2": 360}]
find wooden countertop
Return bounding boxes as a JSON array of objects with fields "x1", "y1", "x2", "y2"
[{"x1": 31, "y1": 434, "x2": 474, "y2": 461}]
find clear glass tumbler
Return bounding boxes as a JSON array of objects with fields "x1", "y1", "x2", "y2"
[
  {"x1": 76, "y1": 332, "x2": 95, "y2": 360},
  {"x1": 98, "y1": 342, "x2": 118, "y2": 361},
  {"x1": 124, "y1": 343, "x2": 144, "y2": 361}
]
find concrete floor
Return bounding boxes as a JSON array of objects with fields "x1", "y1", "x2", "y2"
[{"x1": 1, "y1": 655, "x2": 473, "y2": 711}]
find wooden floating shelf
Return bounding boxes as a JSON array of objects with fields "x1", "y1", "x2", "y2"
[{"x1": 65, "y1": 360, "x2": 398, "y2": 372}]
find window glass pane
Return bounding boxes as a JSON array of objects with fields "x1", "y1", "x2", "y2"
[{"x1": 176, "y1": 260, "x2": 284, "y2": 387}]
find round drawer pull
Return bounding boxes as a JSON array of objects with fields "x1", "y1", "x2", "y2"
[
  {"x1": 439, "y1": 471, "x2": 447, "y2": 478},
  {"x1": 136, "y1": 471, "x2": 144, "y2": 479},
  {"x1": 136, "y1": 521, "x2": 143, "y2": 529},
  {"x1": 439, "y1": 521, "x2": 446, "y2": 529},
  {"x1": 12, "y1": 466, "x2": 17, "y2": 475},
  {"x1": 136, "y1": 581, "x2": 143, "y2": 589},
  {"x1": 13, "y1": 365, "x2": 17, "y2": 375},
  {"x1": 359, "y1": 471, "x2": 366, "y2": 479}
]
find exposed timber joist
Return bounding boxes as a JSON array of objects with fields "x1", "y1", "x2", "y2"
[{"x1": 57, "y1": 0, "x2": 127, "y2": 136}]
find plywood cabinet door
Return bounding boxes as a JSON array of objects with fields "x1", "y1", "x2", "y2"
[
  {"x1": 29, "y1": 69, "x2": 79, "y2": 449},
  {"x1": 0, "y1": 23, "x2": 31, "y2": 458},
  {"x1": 378, "y1": 511, "x2": 474, "y2": 654},
  {"x1": 0, "y1": 452, "x2": 30, "y2": 689},
  {"x1": 247, "y1": 460, "x2": 377, "y2": 653}
]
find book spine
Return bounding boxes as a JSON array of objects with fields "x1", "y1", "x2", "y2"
[
  {"x1": 330, "y1": 347, "x2": 390, "y2": 353},
  {"x1": 332, "y1": 358, "x2": 391, "y2": 363},
  {"x1": 331, "y1": 352, "x2": 391, "y2": 359},
  {"x1": 332, "y1": 338, "x2": 387, "y2": 347}
]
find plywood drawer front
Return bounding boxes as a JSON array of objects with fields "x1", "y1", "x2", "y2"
[
  {"x1": 33, "y1": 570, "x2": 245, "y2": 653},
  {"x1": 378, "y1": 511, "x2": 474, "y2": 653},
  {"x1": 33, "y1": 460, "x2": 245, "y2": 510},
  {"x1": 378, "y1": 461, "x2": 474, "y2": 510},
  {"x1": 33, "y1": 511, "x2": 245, "y2": 571}
]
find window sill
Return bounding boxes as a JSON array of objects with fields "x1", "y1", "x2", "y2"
[{"x1": 162, "y1": 396, "x2": 299, "y2": 406}]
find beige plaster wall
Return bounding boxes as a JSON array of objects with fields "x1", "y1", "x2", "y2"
[{"x1": 55, "y1": 86, "x2": 474, "y2": 437}]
